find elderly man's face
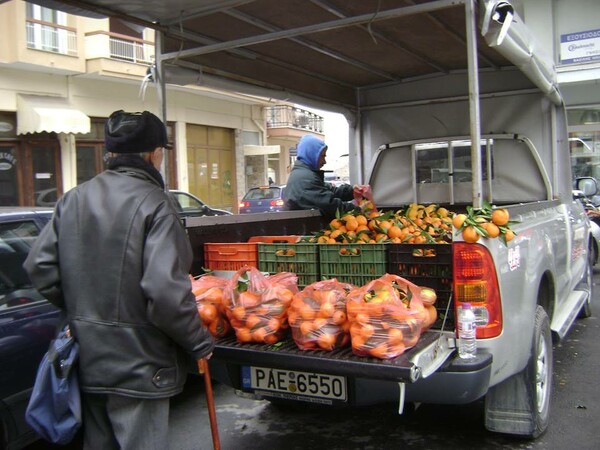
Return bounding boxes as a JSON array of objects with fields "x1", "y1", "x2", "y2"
[{"x1": 318, "y1": 147, "x2": 327, "y2": 169}]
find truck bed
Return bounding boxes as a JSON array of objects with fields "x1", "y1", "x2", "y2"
[{"x1": 211, "y1": 330, "x2": 491, "y2": 384}]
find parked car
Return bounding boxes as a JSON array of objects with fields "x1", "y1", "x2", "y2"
[
  {"x1": 238, "y1": 185, "x2": 286, "y2": 214},
  {"x1": 0, "y1": 207, "x2": 59, "y2": 450},
  {"x1": 168, "y1": 190, "x2": 232, "y2": 218}
]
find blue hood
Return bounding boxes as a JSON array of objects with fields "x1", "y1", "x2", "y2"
[{"x1": 297, "y1": 135, "x2": 327, "y2": 171}]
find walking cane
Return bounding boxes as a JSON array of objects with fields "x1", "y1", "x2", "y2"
[{"x1": 197, "y1": 358, "x2": 221, "y2": 450}]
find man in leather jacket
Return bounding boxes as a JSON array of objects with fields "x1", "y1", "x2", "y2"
[
  {"x1": 24, "y1": 110, "x2": 215, "y2": 449},
  {"x1": 284, "y1": 135, "x2": 369, "y2": 219}
]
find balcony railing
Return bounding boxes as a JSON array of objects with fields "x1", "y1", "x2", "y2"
[
  {"x1": 85, "y1": 31, "x2": 154, "y2": 65},
  {"x1": 109, "y1": 36, "x2": 153, "y2": 64},
  {"x1": 26, "y1": 19, "x2": 77, "y2": 56},
  {"x1": 266, "y1": 105, "x2": 324, "y2": 133}
]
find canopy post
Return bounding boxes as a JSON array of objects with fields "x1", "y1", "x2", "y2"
[
  {"x1": 465, "y1": 0, "x2": 483, "y2": 209},
  {"x1": 155, "y1": 30, "x2": 169, "y2": 190}
]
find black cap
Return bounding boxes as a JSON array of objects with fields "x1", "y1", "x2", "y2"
[{"x1": 105, "y1": 110, "x2": 170, "y2": 153}]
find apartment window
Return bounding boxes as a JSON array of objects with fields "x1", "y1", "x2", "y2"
[{"x1": 26, "y1": 2, "x2": 77, "y2": 56}]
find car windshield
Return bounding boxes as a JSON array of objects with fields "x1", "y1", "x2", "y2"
[{"x1": 244, "y1": 187, "x2": 281, "y2": 200}]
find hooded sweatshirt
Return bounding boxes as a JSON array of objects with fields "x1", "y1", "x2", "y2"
[
  {"x1": 297, "y1": 135, "x2": 327, "y2": 170},
  {"x1": 284, "y1": 135, "x2": 355, "y2": 218}
]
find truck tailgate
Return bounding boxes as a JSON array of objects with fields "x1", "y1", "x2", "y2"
[{"x1": 213, "y1": 330, "x2": 456, "y2": 383}]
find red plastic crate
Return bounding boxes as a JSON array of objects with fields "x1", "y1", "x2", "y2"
[{"x1": 204, "y1": 243, "x2": 258, "y2": 271}]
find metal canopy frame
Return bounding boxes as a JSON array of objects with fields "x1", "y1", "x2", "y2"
[{"x1": 31, "y1": 0, "x2": 560, "y2": 208}]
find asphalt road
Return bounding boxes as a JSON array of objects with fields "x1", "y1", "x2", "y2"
[{"x1": 28, "y1": 270, "x2": 600, "y2": 450}]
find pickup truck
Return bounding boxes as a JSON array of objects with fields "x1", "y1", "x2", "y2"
[
  {"x1": 44, "y1": 0, "x2": 593, "y2": 440},
  {"x1": 176, "y1": 1, "x2": 593, "y2": 439}
]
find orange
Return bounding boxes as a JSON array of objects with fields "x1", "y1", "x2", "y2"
[
  {"x1": 204, "y1": 287, "x2": 223, "y2": 303},
  {"x1": 299, "y1": 304, "x2": 316, "y2": 320},
  {"x1": 239, "y1": 291, "x2": 261, "y2": 308},
  {"x1": 452, "y1": 213, "x2": 467, "y2": 229},
  {"x1": 387, "y1": 225, "x2": 402, "y2": 239},
  {"x1": 356, "y1": 215, "x2": 368, "y2": 226},
  {"x1": 313, "y1": 318, "x2": 328, "y2": 330},
  {"x1": 462, "y1": 226, "x2": 480, "y2": 243},
  {"x1": 504, "y1": 229, "x2": 515, "y2": 242},
  {"x1": 378, "y1": 220, "x2": 393, "y2": 233},
  {"x1": 251, "y1": 327, "x2": 268, "y2": 342},
  {"x1": 329, "y1": 218, "x2": 343, "y2": 229},
  {"x1": 388, "y1": 327, "x2": 404, "y2": 345},
  {"x1": 483, "y1": 222, "x2": 500, "y2": 238},
  {"x1": 332, "y1": 309, "x2": 347, "y2": 325},
  {"x1": 317, "y1": 332, "x2": 336, "y2": 350},
  {"x1": 245, "y1": 314, "x2": 262, "y2": 329},
  {"x1": 300, "y1": 320, "x2": 313, "y2": 336},
  {"x1": 199, "y1": 303, "x2": 218, "y2": 324},
  {"x1": 263, "y1": 333, "x2": 279, "y2": 344},
  {"x1": 345, "y1": 217, "x2": 359, "y2": 231},
  {"x1": 268, "y1": 317, "x2": 281, "y2": 332},
  {"x1": 236, "y1": 327, "x2": 252, "y2": 342},
  {"x1": 491, "y1": 209, "x2": 509, "y2": 226},
  {"x1": 369, "y1": 343, "x2": 389, "y2": 359},
  {"x1": 319, "y1": 301, "x2": 335, "y2": 318}
]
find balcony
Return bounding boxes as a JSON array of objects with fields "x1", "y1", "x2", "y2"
[
  {"x1": 26, "y1": 18, "x2": 77, "y2": 56},
  {"x1": 267, "y1": 105, "x2": 324, "y2": 133},
  {"x1": 85, "y1": 31, "x2": 154, "y2": 79}
]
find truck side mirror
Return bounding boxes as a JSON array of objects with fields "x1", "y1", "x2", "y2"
[{"x1": 575, "y1": 177, "x2": 598, "y2": 197}]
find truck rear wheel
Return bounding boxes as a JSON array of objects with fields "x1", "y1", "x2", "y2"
[{"x1": 484, "y1": 305, "x2": 552, "y2": 438}]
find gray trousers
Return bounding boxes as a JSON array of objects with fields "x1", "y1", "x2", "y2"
[{"x1": 82, "y1": 392, "x2": 170, "y2": 450}]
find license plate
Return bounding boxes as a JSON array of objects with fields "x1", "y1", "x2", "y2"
[{"x1": 242, "y1": 366, "x2": 347, "y2": 402}]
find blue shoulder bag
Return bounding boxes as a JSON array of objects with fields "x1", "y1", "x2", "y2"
[{"x1": 25, "y1": 324, "x2": 82, "y2": 444}]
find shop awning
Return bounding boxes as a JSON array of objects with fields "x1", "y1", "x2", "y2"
[{"x1": 17, "y1": 95, "x2": 91, "y2": 135}]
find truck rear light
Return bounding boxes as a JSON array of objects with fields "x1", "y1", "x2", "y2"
[
  {"x1": 453, "y1": 242, "x2": 503, "y2": 338},
  {"x1": 270, "y1": 199, "x2": 284, "y2": 207}
]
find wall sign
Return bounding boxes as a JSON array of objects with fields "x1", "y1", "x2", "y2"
[
  {"x1": 560, "y1": 28, "x2": 600, "y2": 65},
  {"x1": 0, "y1": 152, "x2": 16, "y2": 171}
]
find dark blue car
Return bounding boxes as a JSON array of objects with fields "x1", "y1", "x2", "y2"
[
  {"x1": 0, "y1": 208, "x2": 59, "y2": 449},
  {"x1": 238, "y1": 185, "x2": 286, "y2": 214}
]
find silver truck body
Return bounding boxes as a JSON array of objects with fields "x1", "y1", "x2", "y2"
[{"x1": 47, "y1": 0, "x2": 594, "y2": 438}]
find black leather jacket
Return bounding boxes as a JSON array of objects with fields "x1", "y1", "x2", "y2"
[{"x1": 24, "y1": 164, "x2": 214, "y2": 399}]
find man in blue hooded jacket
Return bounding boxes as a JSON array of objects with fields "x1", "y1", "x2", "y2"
[{"x1": 284, "y1": 135, "x2": 368, "y2": 218}]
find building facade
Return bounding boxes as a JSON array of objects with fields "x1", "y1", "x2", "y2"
[{"x1": 0, "y1": 0, "x2": 325, "y2": 211}]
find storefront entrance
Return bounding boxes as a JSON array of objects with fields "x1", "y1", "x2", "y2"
[{"x1": 0, "y1": 137, "x2": 61, "y2": 207}]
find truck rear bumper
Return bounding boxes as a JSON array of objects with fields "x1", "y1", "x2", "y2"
[{"x1": 210, "y1": 333, "x2": 493, "y2": 407}]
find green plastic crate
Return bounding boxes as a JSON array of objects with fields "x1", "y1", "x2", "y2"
[
  {"x1": 319, "y1": 243, "x2": 387, "y2": 287},
  {"x1": 258, "y1": 242, "x2": 319, "y2": 288}
]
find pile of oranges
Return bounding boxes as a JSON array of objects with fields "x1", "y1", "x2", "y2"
[
  {"x1": 451, "y1": 202, "x2": 515, "y2": 244},
  {"x1": 288, "y1": 279, "x2": 353, "y2": 351},
  {"x1": 221, "y1": 268, "x2": 297, "y2": 344},
  {"x1": 345, "y1": 274, "x2": 437, "y2": 359},
  {"x1": 191, "y1": 275, "x2": 232, "y2": 338},
  {"x1": 306, "y1": 203, "x2": 453, "y2": 245}
]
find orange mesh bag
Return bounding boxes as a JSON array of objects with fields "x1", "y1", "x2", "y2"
[
  {"x1": 190, "y1": 275, "x2": 232, "y2": 338},
  {"x1": 289, "y1": 279, "x2": 354, "y2": 351},
  {"x1": 223, "y1": 266, "x2": 297, "y2": 344},
  {"x1": 346, "y1": 274, "x2": 428, "y2": 359}
]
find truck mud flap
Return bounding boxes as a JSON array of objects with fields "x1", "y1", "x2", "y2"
[{"x1": 213, "y1": 330, "x2": 456, "y2": 383}]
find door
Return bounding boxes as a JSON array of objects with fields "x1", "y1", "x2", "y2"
[
  {"x1": 0, "y1": 144, "x2": 21, "y2": 206},
  {"x1": 186, "y1": 124, "x2": 235, "y2": 211},
  {"x1": 26, "y1": 141, "x2": 61, "y2": 207}
]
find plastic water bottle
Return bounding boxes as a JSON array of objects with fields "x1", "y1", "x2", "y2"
[{"x1": 457, "y1": 303, "x2": 477, "y2": 359}]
